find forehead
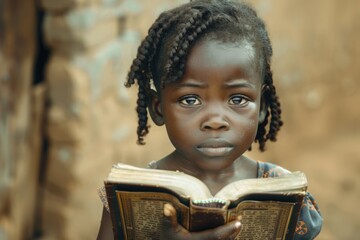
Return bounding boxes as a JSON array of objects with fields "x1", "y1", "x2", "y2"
[{"x1": 184, "y1": 38, "x2": 260, "y2": 81}]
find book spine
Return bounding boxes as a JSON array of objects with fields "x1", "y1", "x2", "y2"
[{"x1": 189, "y1": 201, "x2": 227, "y2": 232}]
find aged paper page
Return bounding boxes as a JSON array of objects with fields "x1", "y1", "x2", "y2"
[
  {"x1": 116, "y1": 191, "x2": 189, "y2": 240},
  {"x1": 227, "y1": 201, "x2": 294, "y2": 240}
]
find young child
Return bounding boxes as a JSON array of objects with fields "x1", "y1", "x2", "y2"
[{"x1": 97, "y1": 0, "x2": 323, "y2": 239}]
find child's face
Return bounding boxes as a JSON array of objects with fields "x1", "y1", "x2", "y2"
[{"x1": 152, "y1": 39, "x2": 264, "y2": 172}]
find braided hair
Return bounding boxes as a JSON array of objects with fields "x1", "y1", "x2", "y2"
[{"x1": 125, "y1": 0, "x2": 283, "y2": 151}]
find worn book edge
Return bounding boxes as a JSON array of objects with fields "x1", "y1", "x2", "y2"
[{"x1": 105, "y1": 163, "x2": 308, "y2": 203}]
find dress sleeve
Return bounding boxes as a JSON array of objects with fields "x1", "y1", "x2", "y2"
[
  {"x1": 294, "y1": 192, "x2": 323, "y2": 240},
  {"x1": 258, "y1": 161, "x2": 323, "y2": 239}
]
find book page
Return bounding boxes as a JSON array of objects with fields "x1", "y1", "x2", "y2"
[
  {"x1": 116, "y1": 191, "x2": 189, "y2": 240},
  {"x1": 108, "y1": 164, "x2": 213, "y2": 200},
  {"x1": 227, "y1": 201, "x2": 294, "y2": 240},
  {"x1": 215, "y1": 172, "x2": 307, "y2": 201}
]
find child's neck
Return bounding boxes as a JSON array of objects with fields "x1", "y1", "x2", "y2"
[{"x1": 156, "y1": 152, "x2": 258, "y2": 195}]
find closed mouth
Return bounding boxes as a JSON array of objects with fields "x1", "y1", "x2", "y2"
[{"x1": 196, "y1": 140, "x2": 234, "y2": 157}]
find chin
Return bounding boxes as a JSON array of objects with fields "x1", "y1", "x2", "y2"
[{"x1": 197, "y1": 158, "x2": 235, "y2": 172}]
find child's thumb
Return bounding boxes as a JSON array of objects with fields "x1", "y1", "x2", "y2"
[{"x1": 163, "y1": 203, "x2": 178, "y2": 228}]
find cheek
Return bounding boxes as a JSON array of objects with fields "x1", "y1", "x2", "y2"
[
  {"x1": 164, "y1": 112, "x2": 189, "y2": 138},
  {"x1": 249, "y1": 119, "x2": 258, "y2": 127},
  {"x1": 232, "y1": 105, "x2": 259, "y2": 124},
  {"x1": 232, "y1": 111, "x2": 259, "y2": 138},
  {"x1": 164, "y1": 113, "x2": 202, "y2": 150},
  {"x1": 247, "y1": 114, "x2": 259, "y2": 133}
]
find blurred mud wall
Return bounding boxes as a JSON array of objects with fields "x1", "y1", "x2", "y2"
[
  {"x1": 0, "y1": 0, "x2": 359, "y2": 239},
  {"x1": 0, "y1": 0, "x2": 44, "y2": 239},
  {"x1": 39, "y1": 0, "x2": 142, "y2": 239}
]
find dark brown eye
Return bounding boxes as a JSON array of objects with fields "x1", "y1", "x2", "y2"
[
  {"x1": 179, "y1": 96, "x2": 201, "y2": 106},
  {"x1": 228, "y1": 96, "x2": 248, "y2": 106}
]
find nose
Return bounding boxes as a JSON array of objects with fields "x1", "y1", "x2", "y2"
[{"x1": 200, "y1": 110, "x2": 230, "y2": 131}]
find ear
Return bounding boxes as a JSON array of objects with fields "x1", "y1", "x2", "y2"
[
  {"x1": 259, "y1": 85, "x2": 269, "y2": 124},
  {"x1": 148, "y1": 89, "x2": 164, "y2": 126}
]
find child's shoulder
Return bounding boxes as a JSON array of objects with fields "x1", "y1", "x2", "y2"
[{"x1": 257, "y1": 161, "x2": 292, "y2": 178}]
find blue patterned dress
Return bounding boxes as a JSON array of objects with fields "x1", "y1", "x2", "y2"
[{"x1": 257, "y1": 161, "x2": 323, "y2": 240}]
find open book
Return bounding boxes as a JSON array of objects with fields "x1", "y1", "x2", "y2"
[{"x1": 104, "y1": 163, "x2": 307, "y2": 240}]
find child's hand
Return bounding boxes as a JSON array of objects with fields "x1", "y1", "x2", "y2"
[{"x1": 161, "y1": 203, "x2": 242, "y2": 240}]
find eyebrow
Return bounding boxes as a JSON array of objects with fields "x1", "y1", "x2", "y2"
[
  {"x1": 224, "y1": 80, "x2": 256, "y2": 89},
  {"x1": 173, "y1": 82, "x2": 207, "y2": 89},
  {"x1": 173, "y1": 80, "x2": 257, "y2": 89}
]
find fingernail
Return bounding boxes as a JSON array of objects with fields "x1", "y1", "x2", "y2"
[
  {"x1": 163, "y1": 204, "x2": 171, "y2": 216},
  {"x1": 235, "y1": 221, "x2": 241, "y2": 229}
]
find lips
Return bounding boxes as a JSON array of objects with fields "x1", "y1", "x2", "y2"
[{"x1": 196, "y1": 139, "x2": 234, "y2": 157}]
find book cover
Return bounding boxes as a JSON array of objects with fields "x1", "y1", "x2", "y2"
[{"x1": 105, "y1": 163, "x2": 307, "y2": 240}]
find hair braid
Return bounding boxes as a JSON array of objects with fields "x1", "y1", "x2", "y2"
[
  {"x1": 255, "y1": 108, "x2": 269, "y2": 151},
  {"x1": 147, "y1": 10, "x2": 187, "y2": 83},
  {"x1": 166, "y1": 12, "x2": 218, "y2": 84},
  {"x1": 125, "y1": 11, "x2": 179, "y2": 87},
  {"x1": 255, "y1": 64, "x2": 283, "y2": 150},
  {"x1": 165, "y1": 9, "x2": 205, "y2": 82},
  {"x1": 126, "y1": 9, "x2": 187, "y2": 144},
  {"x1": 135, "y1": 77, "x2": 150, "y2": 145},
  {"x1": 266, "y1": 84, "x2": 283, "y2": 141}
]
